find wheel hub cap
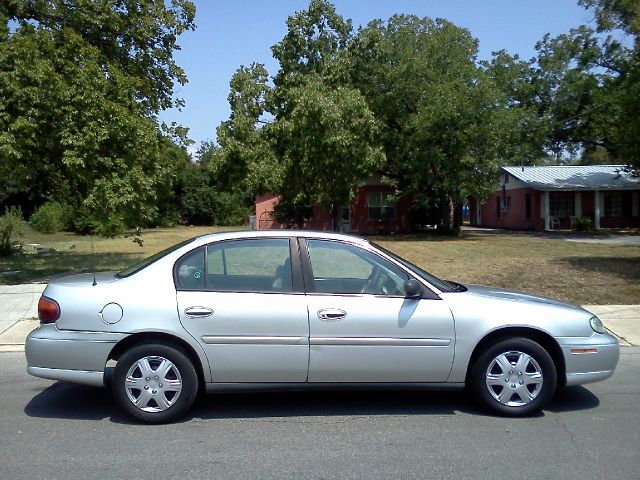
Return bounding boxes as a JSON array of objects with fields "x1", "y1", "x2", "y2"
[
  {"x1": 124, "y1": 356, "x2": 183, "y2": 413},
  {"x1": 485, "y1": 351, "x2": 543, "y2": 407}
]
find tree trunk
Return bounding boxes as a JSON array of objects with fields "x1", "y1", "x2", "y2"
[
  {"x1": 454, "y1": 202, "x2": 463, "y2": 230},
  {"x1": 331, "y1": 203, "x2": 340, "y2": 232},
  {"x1": 439, "y1": 193, "x2": 456, "y2": 234}
]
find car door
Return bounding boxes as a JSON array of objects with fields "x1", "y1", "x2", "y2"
[
  {"x1": 302, "y1": 239, "x2": 455, "y2": 383},
  {"x1": 175, "y1": 237, "x2": 309, "y2": 383}
]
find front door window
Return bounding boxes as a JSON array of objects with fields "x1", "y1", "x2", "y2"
[{"x1": 306, "y1": 239, "x2": 408, "y2": 296}]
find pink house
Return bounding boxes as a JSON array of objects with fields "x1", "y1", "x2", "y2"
[
  {"x1": 472, "y1": 165, "x2": 640, "y2": 230},
  {"x1": 255, "y1": 177, "x2": 413, "y2": 234}
]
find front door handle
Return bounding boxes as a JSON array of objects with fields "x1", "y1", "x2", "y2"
[
  {"x1": 317, "y1": 308, "x2": 347, "y2": 321},
  {"x1": 184, "y1": 306, "x2": 214, "y2": 318}
]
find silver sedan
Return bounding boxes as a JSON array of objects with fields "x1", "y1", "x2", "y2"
[{"x1": 26, "y1": 231, "x2": 619, "y2": 423}]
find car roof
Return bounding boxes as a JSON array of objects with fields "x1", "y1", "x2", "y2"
[{"x1": 192, "y1": 229, "x2": 371, "y2": 246}]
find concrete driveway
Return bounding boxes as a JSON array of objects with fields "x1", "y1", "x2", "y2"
[{"x1": 564, "y1": 235, "x2": 640, "y2": 246}]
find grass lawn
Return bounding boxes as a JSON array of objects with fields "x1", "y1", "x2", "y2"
[
  {"x1": 1, "y1": 226, "x2": 638, "y2": 305},
  {"x1": 374, "y1": 232, "x2": 640, "y2": 305}
]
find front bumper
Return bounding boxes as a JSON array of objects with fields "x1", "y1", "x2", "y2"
[
  {"x1": 25, "y1": 324, "x2": 127, "y2": 387},
  {"x1": 557, "y1": 333, "x2": 620, "y2": 386}
]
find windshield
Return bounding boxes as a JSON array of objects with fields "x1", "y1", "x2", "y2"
[
  {"x1": 116, "y1": 238, "x2": 196, "y2": 278},
  {"x1": 371, "y1": 242, "x2": 457, "y2": 293}
]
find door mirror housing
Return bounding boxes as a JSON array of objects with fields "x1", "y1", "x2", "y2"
[{"x1": 404, "y1": 279, "x2": 423, "y2": 299}]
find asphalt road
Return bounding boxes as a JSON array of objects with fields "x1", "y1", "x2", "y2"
[{"x1": 1, "y1": 349, "x2": 639, "y2": 480}]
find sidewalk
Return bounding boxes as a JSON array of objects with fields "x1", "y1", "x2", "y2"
[
  {"x1": 0, "y1": 283, "x2": 45, "y2": 351},
  {"x1": 0, "y1": 284, "x2": 638, "y2": 351},
  {"x1": 583, "y1": 305, "x2": 640, "y2": 347}
]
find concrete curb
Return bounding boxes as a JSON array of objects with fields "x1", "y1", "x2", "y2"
[{"x1": 583, "y1": 305, "x2": 640, "y2": 347}]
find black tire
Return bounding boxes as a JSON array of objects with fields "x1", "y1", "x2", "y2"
[
  {"x1": 113, "y1": 343, "x2": 198, "y2": 424},
  {"x1": 471, "y1": 337, "x2": 557, "y2": 416}
]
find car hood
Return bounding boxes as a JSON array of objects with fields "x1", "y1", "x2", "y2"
[{"x1": 460, "y1": 284, "x2": 581, "y2": 310}]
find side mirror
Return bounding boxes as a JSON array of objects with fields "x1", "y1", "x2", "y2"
[{"x1": 404, "y1": 279, "x2": 423, "y2": 299}]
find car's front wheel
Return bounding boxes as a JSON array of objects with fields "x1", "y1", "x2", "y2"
[
  {"x1": 113, "y1": 343, "x2": 198, "y2": 423},
  {"x1": 471, "y1": 337, "x2": 557, "y2": 416}
]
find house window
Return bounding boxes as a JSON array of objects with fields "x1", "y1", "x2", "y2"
[
  {"x1": 605, "y1": 192, "x2": 631, "y2": 217},
  {"x1": 549, "y1": 192, "x2": 574, "y2": 218},
  {"x1": 506, "y1": 196, "x2": 511, "y2": 208},
  {"x1": 496, "y1": 196, "x2": 501, "y2": 218},
  {"x1": 525, "y1": 193, "x2": 532, "y2": 219},
  {"x1": 368, "y1": 192, "x2": 395, "y2": 220}
]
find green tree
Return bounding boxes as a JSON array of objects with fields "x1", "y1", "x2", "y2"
[
  {"x1": 487, "y1": 1, "x2": 639, "y2": 171},
  {"x1": 213, "y1": 64, "x2": 280, "y2": 195},
  {"x1": 578, "y1": 0, "x2": 640, "y2": 172},
  {"x1": 215, "y1": 0, "x2": 383, "y2": 230},
  {"x1": 177, "y1": 142, "x2": 253, "y2": 226},
  {"x1": 0, "y1": 1, "x2": 195, "y2": 232},
  {"x1": 215, "y1": 2, "x2": 510, "y2": 233},
  {"x1": 351, "y1": 16, "x2": 504, "y2": 232},
  {"x1": 273, "y1": 75, "x2": 384, "y2": 229}
]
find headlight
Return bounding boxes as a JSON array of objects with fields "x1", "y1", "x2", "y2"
[{"x1": 589, "y1": 316, "x2": 606, "y2": 334}]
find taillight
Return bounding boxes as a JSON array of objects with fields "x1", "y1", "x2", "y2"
[{"x1": 38, "y1": 296, "x2": 60, "y2": 324}]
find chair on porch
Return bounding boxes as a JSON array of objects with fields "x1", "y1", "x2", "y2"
[
  {"x1": 550, "y1": 216, "x2": 561, "y2": 229},
  {"x1": 569, "y1": 216, "x2": 579, "y2": 228}
]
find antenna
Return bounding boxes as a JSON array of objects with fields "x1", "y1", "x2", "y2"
[{"x1": 90, "y1": 232, "x2": 97, "y2": 286}]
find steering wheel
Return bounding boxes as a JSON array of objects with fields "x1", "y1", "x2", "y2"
[{"x1": 361, "y1": 265, "x2": 383, "y2": 294}]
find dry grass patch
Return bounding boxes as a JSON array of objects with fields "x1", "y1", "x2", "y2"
[
  {"x1": 374, "y1": 231, "x2": 640, "y2": 305},
  {"x1": 0, "y1": 226, "x2": 240, "y2": 285},
  {"x1": 2, "y1": 227, "x2": 638, "y2": 305}
]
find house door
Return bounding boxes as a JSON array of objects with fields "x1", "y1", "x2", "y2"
[{"x1": 341, "y1": 206, "x2": 351, "y2": 233}]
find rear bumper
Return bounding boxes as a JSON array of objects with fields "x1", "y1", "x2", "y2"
[
  {"x1": 557, "y1": 333, "x2": 620, "y2": 387},
  {"x1": 27, "y1": 366, "x2": 105, "y2": 387},
  {"x1": 25, "y1": 324, "x2": 126, "y2": 387}
]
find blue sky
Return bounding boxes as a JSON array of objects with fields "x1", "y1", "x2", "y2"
[{"x1": 159, "y1": 1, "x2": 597, "y2": 153}]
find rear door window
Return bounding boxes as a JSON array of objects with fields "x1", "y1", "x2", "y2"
[{"x1": 175, "y1": 239, "x2": 292, "y2": 292}]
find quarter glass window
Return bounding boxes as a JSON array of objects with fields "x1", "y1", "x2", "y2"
[{"x1": 175, "y1": 247, "x2": 205, "y2": 290}]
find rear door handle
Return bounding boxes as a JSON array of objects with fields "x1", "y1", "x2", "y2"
[
  {"x1": 317, "y1": 308, "x2": 347, "y2": 321},
  {"x1": 184, "y1": 306, "x2": 214, "y2": 318}
]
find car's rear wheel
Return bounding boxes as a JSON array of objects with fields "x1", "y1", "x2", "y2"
[
  {"x1": 471, "y1": 337, "x2": 557, "y2": 416},
  {"x1": 113, "y1": 343, "x2": 198, "y2": 423}
]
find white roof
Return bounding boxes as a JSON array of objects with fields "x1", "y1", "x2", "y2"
[{"x1": 502, "y1": 165, "x2": 640, "y2": 190}]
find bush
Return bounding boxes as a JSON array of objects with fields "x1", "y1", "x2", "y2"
[
  {"x1": 93, "y1": 216, "x2": 127, "y2": 237},
  {"x1": 30, "y1": 202, "x2": 66, "y2": 234},
  {"x1": 0, "y1": 207, "x2": 25, "y2": 257},
  {"x1": 573, "y1": 216, "x2": 593, "y2": 232},
  {"x1": 214, "y1": 191, "x2": 253, "y2": 226},
  {"x1": 178, "y1": 184, "x2": 252, "y2": 226}
]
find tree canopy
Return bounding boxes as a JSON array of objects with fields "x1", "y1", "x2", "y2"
[
  {"x1": 214, "y1": 1, "x2": 508, "y2": 232},
  {"x1": 483, "y1": 0, "x2": 639, "y2": 171},
  {"x1": 0, "y1": 1, "x2": 195, "y2": 234},
  {"x1": 350, "y1": 15, "x2": 506, "y2": 231}
]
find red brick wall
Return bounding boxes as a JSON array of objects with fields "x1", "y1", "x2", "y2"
[
  {"x1": 479, "y1": 189, "x2": 640, "y2": 230},
  {"x1": 255, "y1": 194, "x2": 334, "y2": 230},
  {"x1": 255, "y1": 194, "x2": 281, "y2": 229},
  {"x1": 255, "y1": 187, "x2": 412, "y2": 234},
  {"x1": 480, "y1": 187, "x2": 538, "y2": 230},
  {"x1": 350, "y1": 185, "x2": 411, "y2": 234}
]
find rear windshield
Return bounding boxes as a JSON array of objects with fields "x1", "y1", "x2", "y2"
[{"x1": 116, "y1": 238, "x2": 196, "y2": 278}]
